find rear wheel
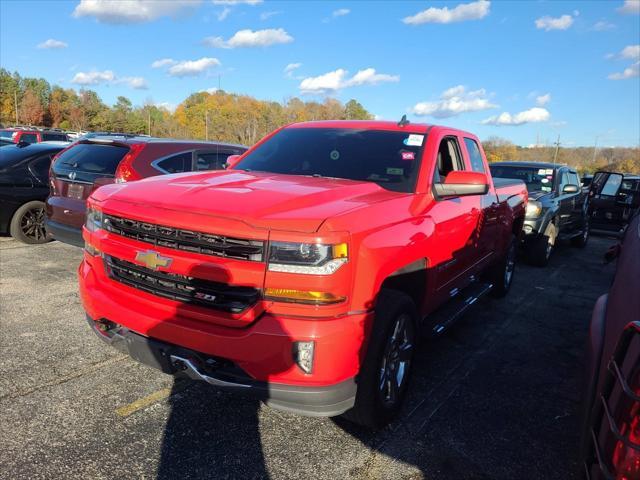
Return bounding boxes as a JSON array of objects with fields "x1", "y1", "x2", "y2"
[
  {"x1": 529, "y1": 221, "x2": 556, "y2": 267},
  {"x1": 488, "y1": 235, "x2": 517, "y2": 298},
  {"x1": 9, "y1": 201, "x2": 50, "y2": 244},
  {"x1": 342, "y1": 289, "x2": 417, "y2": 429}
]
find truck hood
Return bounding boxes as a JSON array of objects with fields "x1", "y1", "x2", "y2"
[
  {"x1": 91, "y1": 170, "x2": 402, "y2": 233},
  {"x1": 528, "y1": 190, "x2": 552, "y2": 202}
]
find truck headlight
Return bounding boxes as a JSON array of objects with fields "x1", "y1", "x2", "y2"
[
  {"x1": 268, "y1": 242, "x2": 348, "y2": 275},
  {"x1": 85, "y1": 207, "x2": 104, "y2": 232},
  {"x1": 525, "y1": 201, "x2": 542, "y2": 218}
]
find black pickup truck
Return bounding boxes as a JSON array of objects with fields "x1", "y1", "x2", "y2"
[
  {"x1": 588, "y1": 171, "x2": 640, "y2": 236},
  {"x1": 490, "y1": 162, "x2": 589, "y2": 266}
]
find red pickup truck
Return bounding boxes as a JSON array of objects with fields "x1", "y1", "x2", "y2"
[{"x1": 79, "y1": 120, "x2": 527, "y2": 427}]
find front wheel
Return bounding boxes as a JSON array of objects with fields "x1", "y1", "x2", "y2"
[
  {"x1": 528, "y1": 222, "x2": 556, "y2": 267},
  {"x1": 341, "y1": 289, "x2": 417, "y2": 429},
  {"x1": 9, "y1": 200, "x2": 50, "y2": 244}
]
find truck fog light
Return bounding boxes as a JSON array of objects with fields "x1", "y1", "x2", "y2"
[
  {"x1": 523, "y1": 224, "x2": 533, "y2": 234},
  {"x1": 293, "y1": 341, "x2": 315, "y2": 374}
]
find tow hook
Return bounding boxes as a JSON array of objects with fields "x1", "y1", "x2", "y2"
[{"x1": 172, "y1": 358, "x2": 188, "y2": 371}]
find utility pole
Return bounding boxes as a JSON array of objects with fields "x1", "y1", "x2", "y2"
[
  {"x1": 591, "y1": 136, "x2": 600, "y2": 163},
  {"x1": 14, "y1": 90, "x2": 18, "y2": 125},
  {"x1": 205, "y1": 110, "x2": 209, "y2": 141},
  {"x1": 552, "y1": 134, "x2": 561, "y2": 164},
  {"x1": 147, "y1": 109, "x2": 151, "y2": 136}
]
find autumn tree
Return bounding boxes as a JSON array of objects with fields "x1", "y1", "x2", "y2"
[
  {"x1": 20, "y1": 88, "x2": 45, "y2": 125},
  {"x1": 344, "y1": 99, "x2": 371, "y2": 120}
]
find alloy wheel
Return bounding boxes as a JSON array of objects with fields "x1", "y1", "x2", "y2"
[
  {"x1": 20, "y1": 206, "x2": 46, "y2": 242},
  {"x1": 379, "y1": 314, "x2": 414, "y2": 407}
]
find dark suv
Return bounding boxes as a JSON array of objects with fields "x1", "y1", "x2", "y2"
[
  {"x1": 588, "y1": 171, "x2": 640, "y2": 236},
  {"x1": 490, "y1": 162, "x2": 589, "y2": 266},
  {"x1": 46, "y1": 136, "x2": 247, "y2": 247},
  {"x1": 0, "y1": 142, "x2": 69, "y2": 243}
]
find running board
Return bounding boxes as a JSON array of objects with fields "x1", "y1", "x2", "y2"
[{"x1": 427, "y1": 281, "x2": 493, "y2": 336}]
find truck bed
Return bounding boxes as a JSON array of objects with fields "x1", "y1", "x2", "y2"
[{"x1": 494, "y1": 178, "x2": 528, "y2": 207}]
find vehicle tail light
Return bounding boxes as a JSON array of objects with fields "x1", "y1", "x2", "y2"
[
  {"x1": 611, "y1": 384, "x2": 640, "y2": 480},
  {"x1": 114, "y1": 143, "x2": 146, "y2": 183}
]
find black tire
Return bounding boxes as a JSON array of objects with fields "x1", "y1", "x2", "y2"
[
  {"x1": 341, "y1": 289, "x2": 417, "y2": 429},
  {"x1": 528, "y1": 221, "x2": 556, "y2": 267},
  {"x1": 9, "y1": 200, "x2": 50, "y2": 244},
  {"x1": 571, "y1": 217, "x2": 589, "y2": 248},
  {"x1": 487, "y1": 235, "x2": 517, "y2": 298}
]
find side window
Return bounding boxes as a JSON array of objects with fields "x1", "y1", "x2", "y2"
[
  {"x1": 42, "y1": 133, "x2": 67, "y2": 142},
  {"x1": 29, "y1": 155, "x2": 53, "y2": 183},
  {"x1": 20, "y1": 134, "x2": 38, "y2": 143},
  {"x1": 568, "y1": 172, "x2": 580, "y2": 187},
  {"x1": 155, "y1": 152, "x2": 193, "y2": 174},
  {"x1": 434, "y1": 136, "x2": 464, "y2": 183},
  {"x1": 195, "y1": 151, "x2": 231, "y2": 171},
  {"x1": 463, "y1": 137, "x2": 485, "y2": 173},
  {"x1": 601, "y1": 174, "x2": 623, "y2": 196},
  {"x1": 559, "y1": 171, "x2": 570, "y2": 192}
]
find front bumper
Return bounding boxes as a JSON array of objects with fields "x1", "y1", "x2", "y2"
[
  {"x1": 87, "y1": 316, "x2": 357, "y2": 416},
  {"x1": 79, "y1": 257, "x2": 370, "y2": 417}
]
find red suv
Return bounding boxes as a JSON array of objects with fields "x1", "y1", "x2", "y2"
[
  {"x1": 46, "y1": 136, "x2": 247, "y2": 247},
  {"x1": 0, "y1": 128, "x2": 69, "y2": 144}
]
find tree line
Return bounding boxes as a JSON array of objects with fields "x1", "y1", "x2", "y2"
[
  {"x1": 1, "y1": 69, "x2": 637, "y2": 173},
  {"x1": 482, "y1": 136, "x2": 639, "y2": 175},
  {"x1": 0, "y1": 68, "x2": 372, "y2": 145}
]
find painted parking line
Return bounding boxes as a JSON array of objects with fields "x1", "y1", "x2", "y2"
[{"x1": 115, "y1": 380, "x2": 191, "y2": 417}]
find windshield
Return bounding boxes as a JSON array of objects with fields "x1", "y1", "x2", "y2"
[
  {"x1": 236, "y1": 127, "x2": 425, "y2": 193},
  {"x1": 490, "y1": 165, "x2": 555, "y2": 193}
]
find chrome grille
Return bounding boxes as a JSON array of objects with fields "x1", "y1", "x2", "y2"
[
  {"x1": 103, "y1": 214, "x2": 264, "y2": 261},
  {"x1": 105, "y1": 255, "x2": 260, "y2": 314}
]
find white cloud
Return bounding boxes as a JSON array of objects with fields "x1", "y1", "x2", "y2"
[
  {"x1": 482, "y1": 107, "x2": 550, "y2": 126},
  {"x1": 403, "y1": 0, "x2": 490, "y2": 25},
  {"x1": 154, "y1": 102, "x2": 177, "y2": 113},
  {"x1": 411, "y1": 85, "x2": 497, "y2": 118},
  {"x1": 73, "y1": 0, "x2": 202, "y2": 24},
  {"x1": 617, "y1": 0, "x2": 640, "y2": 15},
  {"x1": 203, "y1": 28, "x2": 293, "y2": 48},
  {"x1": 536, "y1": 93, "x2": 551, "y2": 106},
  {"x1": 333, "y1": 8, "x2": 350, "y2": 17},
  {"x1": 217, "y1": 7, "x2": 231, "y2": 20},
  {"x1": 200, "y1": 87, "x2": 219, "y2": 94},
  {"x1": 299, "y1": 68, "x2": 399, "y2": 95},
  {"x1": 212, "y1": 0, "x2": 262, "y2": 4},
  {"x1": 37, "y1": 39, "x2": 68, "y2": 49},
  {"x1": 621, "y1": 44, "x2": 640, "y2": 60},
  {"x1": 71, "y1": 70, "x2": 148, "y2": 89},
  {"x1": 284, "y1": 63, "x2": 302, "y2": 78},
  {"x1": 151, "y1": 58, "x2": 177, "y2": 68},
  {"x1": 120, "y1": 76, "x2": 148, "y2": 89},
  {"x1": 608, "y1": 62, "x2": 640, "y2": 80},
  {"x1": 593, "y1": 20, "x2": 616, "y2": 31},
  {"x1": 71, "y1": 70, "x2": 115, "y2": 85},
  {"x1": 535, "y1": 14, "x2": 574, "y2": 31},
  {"x1": 166, "y1": 57, "x2": 221, "y2": 77},
  {"x1": 260, "y1": 11, "x2": 281, "y2": 20}
]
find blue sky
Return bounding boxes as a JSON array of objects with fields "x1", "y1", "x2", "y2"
[{"x1": 1, "y1": 0, "x2": 639, "y2": 147}]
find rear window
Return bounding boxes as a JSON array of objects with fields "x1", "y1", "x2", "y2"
[
  {"x1": 20, "y1": 133, "x2": 38, "y2": 143},
  {"x1": 237, "y1": 128, "x2": 425, "y2": 193},
  {"x1": 53, "y1": 143, "x2": 129, "y2": 176},
  {"x1": 42, "y1": 133, "x2": 68, "y2": 142},
  {"x1": 156, "y1": 152, "x2": 193, "y2": 173},
  {"x1": 0, "y1": 130, "x2": 15, "y2": 140},
  {"x1": 196, "y1": 152, "x2": 231, "y2": 171}
]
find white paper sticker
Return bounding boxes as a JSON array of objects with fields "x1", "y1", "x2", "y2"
[
  {"x1": 541, "y1": 178, "x2": 549, "y2": 184},
  {"x1": 538, "y1": 169, "x2": 546, "y2": 175},
  {"x1": 545, "y1": 169, "x2": 553, "y2": 175},
  {"x1": 404, "y1": 134, "x2": 424, "y2": 147}
]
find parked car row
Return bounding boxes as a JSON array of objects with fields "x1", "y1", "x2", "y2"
[
  {"x1": 1, "y1": 126, "x2": 70, "y2": 144},
  {"x1": 0, "y1": 136, "x2": 247, "y2": 244}
]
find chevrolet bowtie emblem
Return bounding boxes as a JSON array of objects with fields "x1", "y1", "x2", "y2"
[{"x1": 135, "y1": 250, "x2": 173, "y2": 270}]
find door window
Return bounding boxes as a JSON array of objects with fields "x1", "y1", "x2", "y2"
[
  {"x1": 568, "y1": 172, "x2": 580, "y2": 188},
  {"x1": 195, "y1": 151, "x2": 231, "y2": 171},
  {"x1": 463, "y1": 138, "x2": 485, "y2": 173},
  {"x1": 601, "y1": 174, "x2": 623, "y2": 196},
  {"x1": 434, "y1": 136, "x2": 464, "y2": 183},
  {"x1": 155, "y1": 152, "x2": 194, "y2": 174},
  {"x1": 559, "y1": 171, "x2": 570, "y2": 193},
  {"x1": 20, "y1": 134, "x2": 38, "y2": 143}
]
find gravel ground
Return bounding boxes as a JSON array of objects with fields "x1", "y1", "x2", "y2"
[{"x1": 0, "y1": 234, "x2": 617, "y2": 479}]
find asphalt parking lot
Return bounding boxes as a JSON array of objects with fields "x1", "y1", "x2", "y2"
[{"x1": 0, "y1": 234, "x2": 618, "y2": 480}]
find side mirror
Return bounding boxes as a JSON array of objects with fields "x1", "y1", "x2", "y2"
[
  {"x1": 434, "y1": 171, "x2": 489, "y2": 197},
  {"x1": 563, "y1": 184, "x2": 579, "y2": 194},
  {"x1": 224, "y1": 154, "x2": 242, "y2": 170}
]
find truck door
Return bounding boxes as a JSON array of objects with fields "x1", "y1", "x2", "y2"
[
  {"x1": 461, "y1": 136, "x2": 499, "y2": 272},
  {"x1": 557, "y1": 169, "x2": 580, "y2": 231},
  {"x1": 429, "y1": 134, "x2": 480, "y2": 296},
  {"x1": 589, "y1": 171, "x2": 630, "y2": 232}
]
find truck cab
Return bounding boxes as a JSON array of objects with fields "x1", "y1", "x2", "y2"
[{"x1": 79, "y1": 121, "x2": 526, "y2": 427}]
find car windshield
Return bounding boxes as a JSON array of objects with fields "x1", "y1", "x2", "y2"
[
  {"x1": 490, "y1": 165, "x2": 555, "y2": 193},
  {"x1": 236, "y1": 127, "x2": 425, "y2": 193}
]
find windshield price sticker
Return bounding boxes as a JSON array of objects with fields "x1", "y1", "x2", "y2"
[
  {"x1": 387, "y1": 167, "x2": 404, "y2": 175},
  {"x1": 538, "y1": 168, "x2": 546, "y2": 175},
  {"x1": 403, "y1": 134, "x2": 424, "y2": 147}
]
